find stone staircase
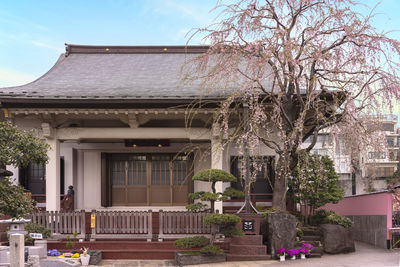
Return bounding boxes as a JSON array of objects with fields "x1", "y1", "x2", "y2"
[
  {"x1": 296, "y1": 227, "x2": 324, "y2": 258},
  {"x1": 226, "y1": 235, "x2": 271, "y2": 261}
]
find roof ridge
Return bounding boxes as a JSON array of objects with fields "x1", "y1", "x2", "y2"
[{"x1": 65, "y1": 44, "x2": 209, "y2": 56}]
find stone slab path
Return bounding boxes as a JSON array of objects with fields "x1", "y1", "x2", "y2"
[{"x1": 95, "y1": 242, "x2": 400, "y2": 267}]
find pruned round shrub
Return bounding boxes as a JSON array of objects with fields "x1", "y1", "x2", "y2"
[
  {"x1": 204, "y1": 214, "x2": 241, "y2": 226},
  {"x1": 200, "y1": 245, "x2": 224, "y2": 255},
  {"x1": 220, "y1": 225, "x2": 244, "y2": 237},
  {"x1": 174, "y1": 236, "x2": 209, "y2": 249},
  {"x1": 192, "y1": 169, "x2": 237, "y2": 183}
]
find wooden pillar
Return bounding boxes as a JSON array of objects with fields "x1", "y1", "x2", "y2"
[{"x1": 45, "y1": 132, "x2": 60, "y2": 211}]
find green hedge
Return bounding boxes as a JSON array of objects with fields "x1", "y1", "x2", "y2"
[{"x1": 174, "y1": 236, "x2": 209, "y2": 249}]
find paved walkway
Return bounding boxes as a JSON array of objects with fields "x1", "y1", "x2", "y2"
[{"x1": 98, "y1": 242, "x2": 400, "y2": 267}]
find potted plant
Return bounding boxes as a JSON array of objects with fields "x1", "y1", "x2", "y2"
[
  {"x1": 287, "y1": 249, "x2": 299, "y2": 260},
  {"x1": 298, "y1": 248, "x2": 310, "y2": 259},
  {"x1": 302, "y1": 242, "x2": 314, "y2": 252},
  {"x1": 276, "y1": 248, "x2": 286, "y2": 262},
  {"x1": 80, "y1": 247, "x2": 90, "y2": 266}
]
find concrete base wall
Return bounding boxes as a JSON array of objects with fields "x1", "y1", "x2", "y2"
[{"x1": 347, "y1": 215, "x2": 388, "y2": 249}]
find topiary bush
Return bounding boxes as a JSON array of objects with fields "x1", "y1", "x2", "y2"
[
  {"x1": 188, "y1": 169, "x2": 243, "y2": 213},
  {"x1": 174, "y1": 236, "x2": 209, "y2": 249},
  {"x1": 200, "y1": 245, "x2": 224, "y2": 255},
  {"x1": 204, "y1": 213, "x2": 241, "y2": 226},
  {"x1": 204, "y1": 213, "x2": 243, "y2": 242},
  {"x1": 192, "y1": 169, "x2": 237, "y2": 183}
]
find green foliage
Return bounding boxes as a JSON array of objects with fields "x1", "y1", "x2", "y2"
[
  {"x1": 25, "y1": 223, "x2": 51, "y2": 243},
  {"x1": 0, "y1": 121, "x2": 49, "y2": 168},
  {"x1": 65, "y1": 232, "x2": 78, "y2": 249},
  {"x1": 290, "y1": 153, "x2": 344, "y2": 224},
  {"x1": 192, "y1": 169, "x2": 237, "y2": 183},
  {"x1": 221, "y1": 187, "x2": 244, "y2": 199},
  {"x1": 200, "y1": 245, "x2": 224, "y2": 255},
  {"x1": 0, "y1": 178, "x2": 36, "y2": 218},
  {"x1": 179, "y1": 251, "x2": 202, "y2": 255},
  {"x1": 296, "y1": 228, "x2": 304, "y2": 238},
  {"x1": 189, "y1": 169, "x2": 241, "y2": 213},
  {"x1": 220, "y1": 226, "x2": 244, "y2": 237},
  {"x1": 324, "y1": 213, "x2": 353, "y2": 228},
  {"x1": 311, "y1": 209, "x2": 352, "y2": 228},
  {"x1": 255, "y1": 204, "x2": 267, "y2": 212},
  {"x1": 174, "y1": 236, "x2": 209, "y2": 249},
  {"x1": 186, "y1": 203, "x2": 208, "y2": 212},
  {"x1": 311, "y1": 209, "x2": 334, "y2": 225},
  {"x1": 189, "y1": 191, "x2": 219, "y2": 202},
  {"x1": 204, "y1": 214, "x2": 241, "y2": 226}
]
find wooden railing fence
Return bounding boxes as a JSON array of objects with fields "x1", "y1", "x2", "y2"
[
  {"x1": 29, "y1": 210, "x2": 86, "y2": 238},
  {"x1": 90, "y1": 210, "x2": 152, "y2": 241},
  {"x1": 158, "y1": 210, "x2": 211, "y2": 241}
]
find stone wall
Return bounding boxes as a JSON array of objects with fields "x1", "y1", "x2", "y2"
[{"x1": 347, "y1": 215, "x2": 387, "y2": 249}]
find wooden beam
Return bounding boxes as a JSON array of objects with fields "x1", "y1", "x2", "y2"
[{"x1": 57, "y1": 127, "x2": 211, "y2": 141}]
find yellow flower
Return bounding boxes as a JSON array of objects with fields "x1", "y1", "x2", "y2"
[
  {"x1": 59, "y1": 254, "x2": 65, "y2": 258},
  {"x1": 71, "y1": 253, "x2": 80, "y2": 258}
]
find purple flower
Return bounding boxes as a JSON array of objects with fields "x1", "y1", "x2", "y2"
[
  {"x1": 298, "y1": 248, "x2": 310, "y2": 255},
  {"x1": 287, "y1": 249, "x2": 299, "y2": 257},
  {"x1": 301, "y1": 242, "x2": 314, "y2": 251},
  {"x1": 47, "y1": 249, "x2": 61, "y2": 256},
  {"x1": 276, "y1": 248, "x2": 286, "y2": 256}
]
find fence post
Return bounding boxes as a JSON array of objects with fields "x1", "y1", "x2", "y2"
[
  {"x1": 80, "y1": 210, "x2": 86, "y2": 239},
  {"x1": 158, "y1": 210, "x2": 163, "y2": 242},
  {"x1": 147, "y1": 210, "x2": 152, "y2": 242},
  {"x1": 90, "y1": 210, "x2": 96, "y2": 241}
]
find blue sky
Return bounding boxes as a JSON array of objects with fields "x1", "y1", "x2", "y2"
[{"x1": 0, "y1": 0, "x2": 399, "y2": 88}]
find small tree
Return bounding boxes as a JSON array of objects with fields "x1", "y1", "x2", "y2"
[
  {"x1": 187, "y1": 169, "x2": 244, "y2": 213},
  {"x1": 186, "y1": 169, "x2": 244, "y2": 245},
  {"x1": 290, "y1": 153, "x2": 344, "y2": 224},
  {"x1": 0, "y1": 121, "x2": 49, "y2": 172},
  {"x1": 0, "y1": 178, "x2": 36, "y2": 218},
  {"x1": 0, "y1": 121, "x2": 48, "y2": 218}
]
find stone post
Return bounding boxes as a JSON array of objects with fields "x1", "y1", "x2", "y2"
[{"x1": 10, "y1": 233, "x2": 24, "y2": 267}]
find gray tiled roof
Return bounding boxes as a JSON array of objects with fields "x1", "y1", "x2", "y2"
[{"x1": 0, "y1": 45, "x2": 233, "y2": 101}]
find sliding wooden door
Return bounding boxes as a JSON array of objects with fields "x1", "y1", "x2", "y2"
[{"x1": 103, "y1": 154, "x2": 192, "y2": 206}]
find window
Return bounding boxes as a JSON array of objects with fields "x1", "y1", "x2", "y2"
[
  {"x1": 368, "y1": 152, "x2": 386, "y2": 159},
  {"x1": 230, "y1": 156, "x2": 274, "y2": 200},
  {"x1": 387, "y1": 138, "x2": 395, "y2": 147},
  {"x1": 382, "y1": 123, "x2": 395, "y2": 132}
]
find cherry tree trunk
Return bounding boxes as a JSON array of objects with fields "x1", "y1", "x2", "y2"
[{"x1": 272, "y1": 153, "x2": 291, "y2": 210}]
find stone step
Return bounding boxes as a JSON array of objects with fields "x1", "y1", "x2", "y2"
[
  {"x1": 229, "y1": 244, "x2": 266, "y2": 255},
  {"x1": 302, "y1": 235, "x2": 322, "y2": 241},
  {"x1": 302, "y1": 229, "x2": 321, "y2": 236},
  {"x1": 312, "y1": 247, "x2": 324, "y2": 254},
  {"x1": 230, "y1": 235, "x2": 263, "y2": 245},
  {"x1": 226, "y1": 254, "x2": 271, "y2": 261}
]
